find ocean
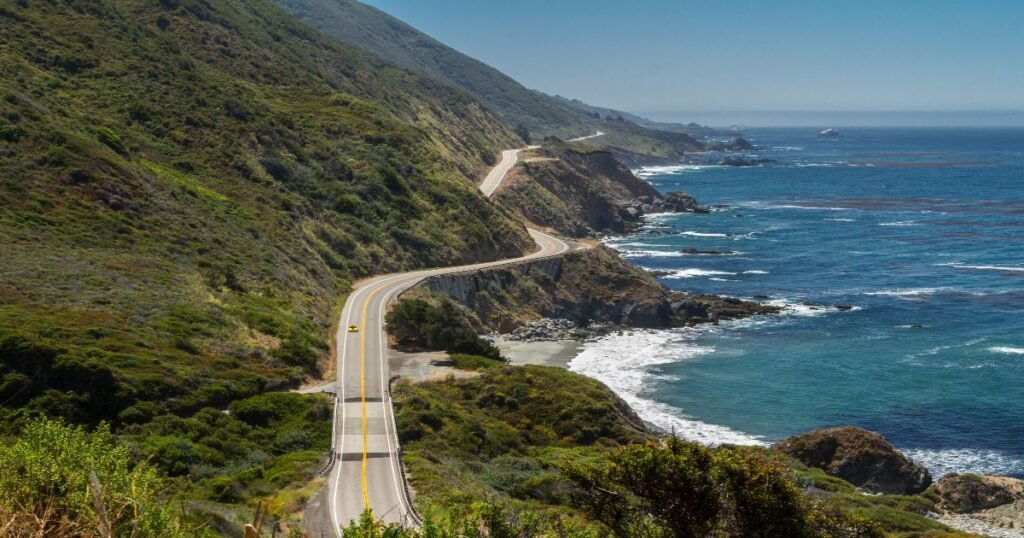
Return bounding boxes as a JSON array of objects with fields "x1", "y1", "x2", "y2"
[{"x1": 569, "y1": 127, "x2": 1024, "y2": 478}]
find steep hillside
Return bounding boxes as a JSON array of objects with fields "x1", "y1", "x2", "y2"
[
  {"x1": 270, "y1": 0, "x2": 706, "y2": 161},
  {"x1": 497, "y1": 145, "x2": 662, "y2": 236},
  {"x1": 0, "y1": 0, "x2": 532, "y2": 433}
]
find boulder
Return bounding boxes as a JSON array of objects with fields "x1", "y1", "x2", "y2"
[
  {"x1": 654, "y1": 191, "x2": 709, "y2": 213},
  {"x1": 773, "y1": 426, "x2": 932, "y2": 494},
  {"x1": 936, "y1": 474, "x2": 1024, "y2": 513},
  {"x1": 720, "y1": 157, "x2": 778, "y2": 167},
  {"x1": 704, "y1": 137, "x2": 755, "y2": 151},
  {"x1": 680, "y1": 248, "x2": 735, "y2": 255}
]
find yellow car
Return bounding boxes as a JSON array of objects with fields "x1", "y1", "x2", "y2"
[{"x1": 347, "y1": 325, "x2": 359, "y2": 333}]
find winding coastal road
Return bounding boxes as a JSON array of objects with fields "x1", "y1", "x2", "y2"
[{"x1": 325, "y1": 141, "x2": 591, "y2": 532}]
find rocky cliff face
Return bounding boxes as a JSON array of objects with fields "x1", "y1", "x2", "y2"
[
  {"x1": 407, "y1": 245, "x2": 776, "y2": 334},
  {"x1": 495, "y1": 146, "x2": 706, "y2": 237}
]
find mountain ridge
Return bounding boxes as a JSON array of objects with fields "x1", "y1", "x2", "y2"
[{"x1": 271, "y1": 0, "x2": 709, "y2": 163}]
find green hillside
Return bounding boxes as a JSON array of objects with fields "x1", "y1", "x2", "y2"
[
  {"x1": 0, "y1": 0, "x2": 532, "y2": 433},
  {"x1": 271, "y1": 0, "x2": 707, "y2": 161}
]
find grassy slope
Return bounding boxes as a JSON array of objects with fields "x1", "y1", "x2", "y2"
[
  {"x1": 393, "y1": 365, "x2": 648, "y2": 524},
  {"x1": 269, "y1": 0, "x2": 707, "y2": 161},
  {"x1": 395, "y1": 366, "x2": 974, "y2": 538},
  {"x1": 0, "y1": 0, "x2": 540, "y2": 519}
]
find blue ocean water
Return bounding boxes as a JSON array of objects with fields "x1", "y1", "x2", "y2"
[{"x1": 569, "y1": 128, "x2": 1024, "y2": 478}]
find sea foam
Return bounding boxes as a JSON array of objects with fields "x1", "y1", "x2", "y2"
[
  {"x1": 990, "y1": 346, "x2": 1024, "y2": 355},
  {"x1": 567, "y1": 330, "x2": 766, "y2": 446},
  {"x1": 662, "y1": 268, "x2": 737, "y2": 279},
  {"x1": 902, "y1": 448, "x2": 1024, "y2": 478},
  {"x1": 938, "y1": 262, "x2": 1024, "y2": 273}
]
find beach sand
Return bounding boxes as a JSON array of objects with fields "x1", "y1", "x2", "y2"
[{"x1": 491, "y1": 336, "x2": 583, "y2": 368}]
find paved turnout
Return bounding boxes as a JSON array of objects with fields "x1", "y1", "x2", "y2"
[{"x1": 326, "y1": 143, "x2": 590, "y2": 532}]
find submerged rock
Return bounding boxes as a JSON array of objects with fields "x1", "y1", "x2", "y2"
[{"x1": 774, "y1": 426, "x2": 932, "y2": 494}]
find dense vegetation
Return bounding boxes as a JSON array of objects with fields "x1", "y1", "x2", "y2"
[
  {"x1": 269, "y1": 0, "x2": 707, "y2": 163},
  {"x1": 0, "y1": 418, "x2": 188, "y2": 537},
  {"x1": 389, "y1": 366, "x2": 977, "y2": 538},
  {"x1": 0, "y1": 0, "x2": 532, "y2": 428},
  {"x1": 385, "y1": 295, "x2": 502, "y2": 359},
  {"x1": 0, "y1": 0, "x2": 538, "y2": 528}
]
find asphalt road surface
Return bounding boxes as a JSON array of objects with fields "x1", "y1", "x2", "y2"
[{"x1": 326, "y1": 144, "x2": 587, "y2": 532}]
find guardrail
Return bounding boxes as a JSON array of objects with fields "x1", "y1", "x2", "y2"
[
  {"x1": 317, "y1": 393, "x2": 340, "y2": 478},
  {"x1": 387, "y1": 374, "x2": 424, "y2": 528}
]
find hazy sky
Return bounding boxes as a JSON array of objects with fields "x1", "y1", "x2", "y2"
[{"x1": 362, "y1": 0, "x2": 1024, "y2": 120}]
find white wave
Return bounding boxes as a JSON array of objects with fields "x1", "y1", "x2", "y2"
[
  {"x1": 568, "y1": 330, "x2": 766, "y2": 446},
  {"x1": 619, "y1": 250, "x2": 685, "y2": 258},
  {"x1": 708, "y1": 277, "x2": 735, "y2": 282},
  {"x1": 879, "y1": 220, "x2": 921, "y2": 227},
  {"x1": 643, "y1": 211, "x2": 680, "y2": 220},
  {"x1": 769, "y1": 204, "x2": 851, "y2": 211},
  {"x1": 634, "y1": 164, "x2": 721, "y2": 177},
  {"x1": 826, "y1": 217, "x2": 856, "y2": 222},
  {"x1": 765, "y1": 299, "x2": 861, "y2": 317},
  {"x1": 662, "y1": 268, "x2": 737, "y2": 279},
  {"x1": 679, "y1": 231, "x2": 730, "y2": 238},
  {"x1": 864, "y1": 287, "x2": 952, "y2": 298},
  {"x1": 740, "y1": 201, "x2": 851, "y2": 212},
  {"x1": 990, "y1": 346, "x2": 1024, "y2": 355},
  {"x1": 742, "y1": 270, "x2": 769, "y2": 275},
  {"x1": 902, "y1": 447, "x2": 1024, "y2": 478},
  {"x1": 771, "y1": 146, "x2": 805, "y2": 151},
  {"x1": 938, "y1": 262, "x2": 1024, "y2": 273},
  {"x1": 904, "y1": 337, "x2": 990, "y2": 362}
]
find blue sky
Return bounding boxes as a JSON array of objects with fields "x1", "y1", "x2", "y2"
[{"x1": 362, "y1": 1, "x2": 1024, "y2": 123}]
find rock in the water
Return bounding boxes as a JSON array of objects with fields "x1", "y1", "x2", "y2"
[
  {"x1": 936, "y1": 474, "x2": 1024, "y2": 514},
  {"x1": 773, "y1": 426, "x2": 932, "y2": 494},
  {"x1": 720, "y1": 156, "x2": 778, "y2": 167},
  {"x1": 680, "y1": 247, "x2": 735, "y2": 255},
  {"x1": 704, "y1": 137, "x2": 756, "y2": 151},
  {"x1": 651, "y1": 191, "x2": 709, "y2": 213}
]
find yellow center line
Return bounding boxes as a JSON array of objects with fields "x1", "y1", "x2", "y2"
[
  {"x1": 358, "y1": 284, "x2": 381, "y2": 512},
  {"x1": 357, "y1": 276, "x2": 415, "y2": 514}
]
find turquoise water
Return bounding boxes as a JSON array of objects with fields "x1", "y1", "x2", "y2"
[{"x1": 569, "y1": 128, "x2": 1024, "y2": 478}]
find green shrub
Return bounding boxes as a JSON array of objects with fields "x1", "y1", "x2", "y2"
[
  {"x1": 449, "y1": 353, "x2": 505, "y2": 371},
  {"x1": 0, "y1": 418, "x2": 186, "y2": 537},
  {"x1": 95, "y1": 126, "x2": 127, "y2": 155},
  {"x1": 386, "y1": 298, "x2": 501, "y2": 360},
  {"x1": 561, "y1": 436, "x2": 883, "y2": 538}
]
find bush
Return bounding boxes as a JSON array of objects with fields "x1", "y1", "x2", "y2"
[
  {"x1": 0, "y1": 418, "x2": 186, "y2": 537},
  {"x1": 561, "y1": 436, "x2": 883, "y2": 538},
  {"x1": 95, "y1": 126, "x2": 127, "y2": 155},
  {"x1": 386, "y1": 298, "x2": 501, "y2": 360}
]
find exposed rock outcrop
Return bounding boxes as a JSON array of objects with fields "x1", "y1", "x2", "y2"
[
  {"x1": 645, "y1": 191, "x2": 709, "y2": 213},
  {"x1": 937, "y1": 474, "x2": 1024, "y2": 514},
  {"x1": 704, "y1": 137, "x2": 755, "y2": 151},
  {"x1": 774, "y1": 426, "x2": 932, "y2": 494},
  {"x1": 407, "y1": 245, "x2": 778, "y2": 335},
  {"x1": 496, "y1": 146, "x2": 707, "y2": 237}
]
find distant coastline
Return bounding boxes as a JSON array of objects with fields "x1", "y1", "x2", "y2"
[{"x1": 638, "y1": 110, "x2": 1024, "y2": 128}]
